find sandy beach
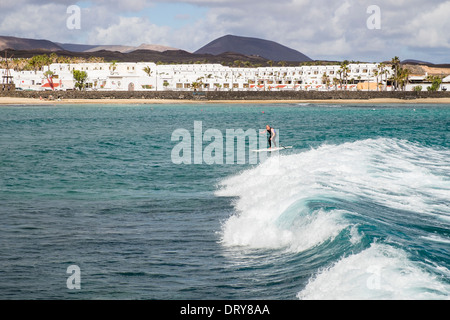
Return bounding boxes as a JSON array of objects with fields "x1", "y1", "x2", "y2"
[{"x1": 1, "y1": 96, "x2": 450, "y2": 105}]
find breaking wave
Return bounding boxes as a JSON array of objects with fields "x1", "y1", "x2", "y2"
[{"x1": 216, "y1": 138, "x2": 450, "y2": 299}]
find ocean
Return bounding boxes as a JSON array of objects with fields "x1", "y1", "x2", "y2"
[{"x1": 0, "y1": 103, "x2": 449, "y2": 300}]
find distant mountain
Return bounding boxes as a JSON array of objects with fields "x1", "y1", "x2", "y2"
[
  {"x1": 0, "y1": 35, "x2": 63, "y2": 51},
  {"x1": 401, "y1": 59, "x2": 434, "y2": 65},
  {"x1": 195, "y1": 35, "x2": 312, "y2": 62},
  {"x1": 129, "y1": 44, "x2": 179, "y2": 53},
  {"x1": 0, "y1": 34, "x2": 282, "y2": 66},
  {"x1": 55, "y1": 43, "x2": 102, "y2": 52},
  {"x1": 0, "y1": 48, "x2": 270, "y2": 66},
  {"x1": 57, "y1": 43, "x2": 179, "y2": 53},
  {"x1": 0, "y1": 35, "x2": 180, "y2": 54},
  {"x1": 1, "y1": 34, "x2": 321, "y2": 66}
]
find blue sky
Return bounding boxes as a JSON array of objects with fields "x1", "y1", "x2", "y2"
[
  {"x1": 0, "y1": 0, "x2": 449, "y2": 63},
  {"x1": 76, "y1": 1, "x2": 207, "y2": 29},
  {"x1": 135, "y1": 2, "x2": 207, "y2": 29}
]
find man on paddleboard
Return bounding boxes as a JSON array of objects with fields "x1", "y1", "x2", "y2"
[{"x1": 260, "y1": 125, "x2": 276, "y2": 149}]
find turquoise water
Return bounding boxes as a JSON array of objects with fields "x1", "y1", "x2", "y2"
[{"x1": 0, "y1": 103, "x2": 449, "y2": 299}]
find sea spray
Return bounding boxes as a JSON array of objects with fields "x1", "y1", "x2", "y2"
[
  {"x1": 297, "y1": 243, "x2": 450, "y2": 300},
  {"x1": 217, "y1": 138, "x2": 450, "y2": 252}
]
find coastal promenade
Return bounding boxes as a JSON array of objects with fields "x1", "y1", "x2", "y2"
[{"x1": 1, "y1": 90, "x2": 450, "y2": 105}]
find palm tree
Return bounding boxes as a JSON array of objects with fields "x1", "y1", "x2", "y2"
[
  {"x1": 190, "y1": 81, "x2": 201, "y2": 91},
  {"x1": 374, "y1": 69, "x2": 380, "y2": 91},
  {"x1": 391, "y1": 56, "x2": 401, "y2": 90},
  {"x1": 339, "y1": 60, "x2": 350, "y2": 90},
  {"x1": 49, "y1": 53, "x2": 58, "y2": 64},
  {"x1": 379, "y1": 68, "x2": 389, "y2": 91},
  {"x1": 109, "y1": 60, "x2": 118, "y2": 74},
  {"x1": 143, "y1": 66, "x2": 152, "y2": 77},
  {"x1": 398, "y1": 67, "x2": 410, "y2": 91},
  {"x1": 191, "y1": 77, "x2": 204, "y2": 91},
  {"x1": 377, "y1": 62, "x2": 385, "y2": 91},
  {"x1": 27, "y1": 54, "x2": 49, "y2": 72},
  {"x1": 142, "y1": 66, "x2": 154, "y2": 90},
  {"x1": 338, "y1": 69, "x2": 343, "y2": 90},
  {"x1": 333, "y1": 77, "x2": 339, "y2": 91},
  {"x1": 322, "y1": 73, "x2": 330, "y2": 90}
]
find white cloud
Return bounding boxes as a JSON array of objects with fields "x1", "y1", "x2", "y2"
[
  {"x1": 0, "y1": 3, "x2": 68, "y2": 40},
  {"x1": 86, "y1": 16, "x2": 171, "y2": 46},
  {"x1": 407, "y1": 1, "x2": 450, "y2": 48},
  {"x1": 0, "y1": 0, "x2": 449, "y2": 63}
]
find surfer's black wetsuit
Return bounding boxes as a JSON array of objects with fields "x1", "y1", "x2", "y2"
[{"x1": 267, "y1": 127, "x2": 274, "y2": 148}]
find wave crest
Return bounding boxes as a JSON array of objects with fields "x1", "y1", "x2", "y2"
[
  {"x1": 216, "y1": 138, "x2": 450, "y2": 252},
  {"x1": 297, "y1": 243, "x2": 450, "y2": 300}
]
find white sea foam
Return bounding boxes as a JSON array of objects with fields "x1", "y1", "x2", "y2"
[
  {"x1": 217, "y1": 149, "x2": 351, "y2": 252},
  {"x1": 297, "y1": 243, "x2": 450, "y2": 300},
  {"x1": 217, "y1": 138, "x2": 450, "y2": 252},
  {"x1": 421, "y1": 234, "x2": 450, "y2": 244}
]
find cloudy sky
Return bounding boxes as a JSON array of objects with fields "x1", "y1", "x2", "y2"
[{"x1": 1, "y1": 0, "x2": 449, "y2": 63}]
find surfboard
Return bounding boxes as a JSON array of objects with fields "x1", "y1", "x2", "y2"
[{"x1": 251, "y1": 146, "x2": 293, "y2": 152}]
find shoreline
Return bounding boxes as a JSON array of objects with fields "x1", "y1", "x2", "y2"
[{"x1": 1, "y1": 97, "x2": 450, "y2": 105}]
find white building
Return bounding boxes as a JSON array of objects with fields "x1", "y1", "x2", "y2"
[
  {"x1": 48, "y1": 62, "x2": 157, "y2": 91},
  {"x1": 3, "y1": 62, "x2": 403, "y2": 92}
]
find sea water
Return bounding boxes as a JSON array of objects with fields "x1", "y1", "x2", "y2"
[{"x1": 0, "y1": 103, "x2": 448, "y2": 299}]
